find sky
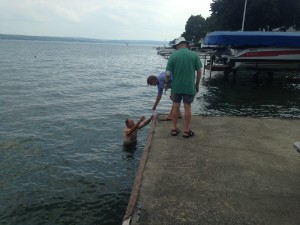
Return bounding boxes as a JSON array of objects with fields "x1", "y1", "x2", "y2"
[{"x1": 0, "y1": 0, "x2": 212, "y2": 41}]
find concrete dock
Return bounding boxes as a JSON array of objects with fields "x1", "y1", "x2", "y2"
[{"x1": 123, "y1": 116, "x2": 300, "y2": 225}]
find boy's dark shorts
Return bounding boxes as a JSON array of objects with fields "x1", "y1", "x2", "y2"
[{"x1": 172, "y1": 94, "x2": 195, "y2": 104}]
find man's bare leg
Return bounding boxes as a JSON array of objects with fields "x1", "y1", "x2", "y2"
[
  {"x1": 172, "y1": 103, "x2": 180, "y2": 130},
  {"x1": 165, "y1": 104, "x2": 182, "y2": 120},
  {"x1": 164, "y1": 104, "x2": 174, "y2": 120},
  {"x1": 183, "y1": 103, "x2": 191, "y2": 132}
]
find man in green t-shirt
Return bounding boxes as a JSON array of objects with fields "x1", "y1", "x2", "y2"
[{"x1": 164, "y1": 37, "x2": 202, "y2": 138}]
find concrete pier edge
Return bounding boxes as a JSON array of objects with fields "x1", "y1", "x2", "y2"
[
  {"x1": 122, "y1": 115, "x2": 300, "y2": 225},
  {"x1": 122, "y1": 114, "x2": 158, "y2": 222}
]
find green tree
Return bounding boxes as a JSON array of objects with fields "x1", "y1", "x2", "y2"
[
  {"x1": 210, "y1": 0, "x2": 243, "y2": 30},
  {"x1": 210, "y1": 0, "x2": 300, "y2": 31},
  {"x1": 204, "y1": 15, "x2": 221, "y2": 32},
  {"x1": 181, "y1": 15, "x2": 207, "y2": 43}
]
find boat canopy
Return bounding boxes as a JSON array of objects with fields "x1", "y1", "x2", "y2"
[{"x1": 203, "y1": 31, "x2": 300, "y2": 47}]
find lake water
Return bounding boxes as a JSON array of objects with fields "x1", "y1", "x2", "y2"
[{"x1": 0, "y1": 39, "x2": 299, "y2": 225}]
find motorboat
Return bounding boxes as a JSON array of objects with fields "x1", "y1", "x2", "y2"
[
  {"x1": 202, "y1": 31, "x2": 300, "y2": 74},
  {"x1": 156, "y1": 47, "x2": 175, "y2": 57}
]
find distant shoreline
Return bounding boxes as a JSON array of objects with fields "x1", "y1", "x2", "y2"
[{"x1": 0, "y1": 33, "x2": 167, "y2": 46}]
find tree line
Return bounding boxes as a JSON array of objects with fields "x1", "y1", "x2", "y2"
[{"x1": 171, "y1": 0, "x2": 300, "y2": 45}]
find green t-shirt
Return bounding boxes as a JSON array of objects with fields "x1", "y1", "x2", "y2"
[{"x1": 166, "y1": 48, "x2": 202, "y2": 95}]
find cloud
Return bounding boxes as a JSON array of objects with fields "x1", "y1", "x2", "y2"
[{"x1": 0, "y1": 0, "x2": 212, "y2": 40}]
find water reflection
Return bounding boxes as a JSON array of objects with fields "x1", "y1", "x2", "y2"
[{"x1": 196, "y1": 71, "x2": 300, "y2": 118}]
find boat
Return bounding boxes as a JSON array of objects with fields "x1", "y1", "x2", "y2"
[
  {"x1": 156, "y1": 46, "x2": 175, "y2": 58},
  {"x1": 202, "y1": 31, "x2": 300, "y2": 77}
]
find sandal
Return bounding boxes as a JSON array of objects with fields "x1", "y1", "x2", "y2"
[
  {"x1": 171, "y1": 128, "x2": 180, "y2": 136},
  {"x1": 183, "y1": 129, "x2": 195, "y2": 138}
]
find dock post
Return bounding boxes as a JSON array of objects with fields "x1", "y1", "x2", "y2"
[
  {"x1": 232, "y1": 70, "x2": 237, "y2": 84},
  {"x1": 224, "y1": 67, "x2": 230, "y2": 82},
  {"x1": 203, "y1": 54, "x2": 207, "y2": 77},
  {"x1": 209, "y1": 54, "x2": 213, "y2": 83},
  {"x1": 253, "y1": 72, "x2": 259, "y2": 84},
  {"x1": 267, "y1": 72, "x2": 274, "y2": 84}
]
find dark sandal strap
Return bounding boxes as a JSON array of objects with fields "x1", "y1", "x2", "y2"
[
  {"x1": 171, "y1": 128, "x2": 180, "y2": 136},
  {"x1": 183, "y1": 129, "x2": 194, "y2": 138}
]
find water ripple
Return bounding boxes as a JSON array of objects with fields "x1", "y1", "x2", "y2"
[{"x1": 1, "y1": 40, "x2": 300, "y2": 225}]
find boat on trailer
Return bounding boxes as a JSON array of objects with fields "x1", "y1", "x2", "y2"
[{"x1": 202, "y1": 31, "x2": 300, "y2": 80}]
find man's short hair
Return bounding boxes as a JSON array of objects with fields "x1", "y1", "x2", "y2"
[{"x1": 147, "y1": 75, "x2": 157, "y2": 85}]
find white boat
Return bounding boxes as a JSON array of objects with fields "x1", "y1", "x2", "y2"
[
  {"x1": 156, "y1": 47, "x2": 175, "y2": 57},
  {"x1": 230, "y1": 47, "x2": 300, "y2": 71},
  {"x1": 202, "y1": 31, "x2": 300, "y2": 73}
]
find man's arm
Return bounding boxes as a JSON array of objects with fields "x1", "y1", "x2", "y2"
[
  {"x1": 138, "y1": 115, "x2": 153, "y2": 129},
  {"x1": 126, "y1": 116, "x2": 145, "y2": 136},
  {"x1": 164, "y1": 71, "x2": 171, "y2": 91},
  {"x1": 195, "y1": 69, "x2": 201, "y2": 93},
  {"x1": 152, "y1": 95, "x2": 162, "y2": 110}
]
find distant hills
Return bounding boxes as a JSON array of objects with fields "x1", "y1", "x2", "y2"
[{"x1": 0, "y1": 34, "x2": 167, "y2": 46}]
